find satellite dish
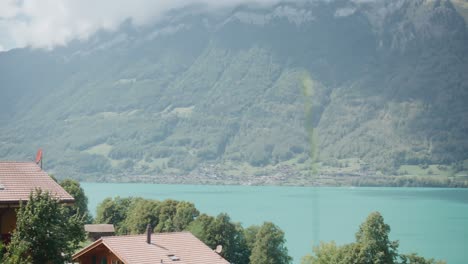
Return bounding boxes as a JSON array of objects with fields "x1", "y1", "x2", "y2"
[{"x1": 215, "y1": 245, "x2": 223, "y2": 254}]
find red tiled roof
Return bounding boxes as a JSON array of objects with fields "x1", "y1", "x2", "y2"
[
  {"x1": 0, "y1": 162, "x2": 74, "y2": 204},
  {"x1": 73, "y1": 232, "x2": 230, "y2": 264}
]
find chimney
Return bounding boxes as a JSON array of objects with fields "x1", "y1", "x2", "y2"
[{"x1": 146, "y1": 224, "x2": 152, "y2": 244}]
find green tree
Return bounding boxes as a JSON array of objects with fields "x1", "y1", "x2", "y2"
[
  {"x1": 123, "y1": 199, "x2": 160, "y2": 234},
  {"x1": 250, "y1": 222, "x2": 292, "y2": 264},
  {"x1": 155, "y1": 199, "x2": 179, "y2": 232},
  {"x1": 188, "y1": 213, "x2": 250, "y2": 264},
  {"x1": 301, "y1": 241, "x2": 348, "y2": 264},
  {"x1": 95, "y1": 196, "x2": 136, "y2": 234},
  {"x1": 400, "y1": 253, "x2": 447, "y2": 264},
  {"x1": 355, "y1": 212, "x2": 399, "y2": 264},
  {"x1": 244, "y1": 225, "x2": 260, "y2": 250},
  {"x1": 211, "y1": 214, "x2": 250, "y2": 264},
  {"x1": 95, "y1": 198, "x2": 200, "y2": 234},
  {"x1": 301, "y1": 212, "x2": 446, "y2": 264},
  {"x1": 173, "y1": 201, "x2": 200, "y2": 231},
  {"x1": 60, "y1": 178, "x2": 91, "y2": 222},
  {"x1": 187, "y1": 213, "x2": 216, "y2": 245},
  {"x1": 3, "y1": 190, "x2": 85, "y2": 264},
  {"x1": 0, "y1": 241, "x2": 4, "y2": 260},
  {"x1": 2, "y1": 239, "x2": 31, "y2": 264}
]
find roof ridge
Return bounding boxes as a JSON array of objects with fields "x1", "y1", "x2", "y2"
[
  {"x1": 102, "y1": 231, "x2": 191, "y2": 239},
  {"x1": 0, "y1": 161, "x2": 35, "y2": 163},
  {"x1": 102, "y1": 234, "x2": 147, "y2": 239},
  {"x1": 153, "y1": 231, "x2": 191, "y2": 235}
]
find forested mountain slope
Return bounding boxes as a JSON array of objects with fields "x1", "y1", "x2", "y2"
[{"x1": 1, "y1": 0, "x2": 467, "y2": 185}]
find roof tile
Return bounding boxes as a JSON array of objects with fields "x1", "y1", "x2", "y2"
[
  {"x1": 84, "y1": 224, "x2": 115, "y2": 233},
  {"x1": 0, "y1": 162, "x2": 74, "y2": 204},
  {"x1": 75, "y1": 232, "x2": 230, "y2": 264}
]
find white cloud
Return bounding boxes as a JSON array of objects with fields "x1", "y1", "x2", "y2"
[
  {"x1": 334, "y1": 7, "x2": 356, "y2": 17},
  {"x1": 0, "y1": 0, "x2": 390, "y2": 51},
  {"x1": 0, "y1": 0, "x2": 21, "y2": 19},
  {"x1": 0, "y1": 0, "x2": 287, "y2": 51}
]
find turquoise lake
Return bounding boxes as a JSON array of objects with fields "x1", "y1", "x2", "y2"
[{"x1": 81, "y1": 183, "x2": 468, "y2": 264}]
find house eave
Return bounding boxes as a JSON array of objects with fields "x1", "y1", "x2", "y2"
[{"x1": 0, "y1": 198, "x2": 75, "y2": 208}]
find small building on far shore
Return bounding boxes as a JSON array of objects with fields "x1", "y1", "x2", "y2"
[{"x1": 84, "y1": 224, "x2": 115, "y2": 241}]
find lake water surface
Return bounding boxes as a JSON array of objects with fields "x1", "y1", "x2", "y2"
[{"x1": 81, "y1": 183, "x2": 468, "y2": 264}]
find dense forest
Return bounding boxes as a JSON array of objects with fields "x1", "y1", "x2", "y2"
[{"x1": 0, "y1": 0, "x2": 467, "y2": 186}]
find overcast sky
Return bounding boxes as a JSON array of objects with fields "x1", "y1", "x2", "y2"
[{"x1": 0, "y1": 0, "x2": 292, "y2": 51}]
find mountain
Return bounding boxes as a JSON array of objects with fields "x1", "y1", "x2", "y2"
[{"x1": 1, "y1": 0, "x2": 467, "y2": 186}]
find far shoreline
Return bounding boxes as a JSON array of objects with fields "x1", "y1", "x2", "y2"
[{"x1": 76, "y1": 174, "x2": 468, "y2": 188}]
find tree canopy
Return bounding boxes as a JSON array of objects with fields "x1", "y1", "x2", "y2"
[
  {"x1": 95, "y1": 198, "x2": 199, "y2": 234},
  {"x1": 95, "y1": 196, "x2": 135, "y2": 234},
  {"x1": 2, "y1": 190, "x2": 86, "y2": 264},
  {"x1": 250, "y1": 222, "x2": 292, "y2": 264},
  {"x1": 301, "y1": 212, "x2": 445, "y2": 264},
  {"x1": 188, "y1": 213, "x2": 250, "y2": 264},
  {"x1": 355, "y1": 212, "x2": 399, "y2": 264},
  {"x1": 59, "y1": 178, "x2": 91, "y2": 222}
]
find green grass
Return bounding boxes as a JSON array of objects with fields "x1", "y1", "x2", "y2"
[
  {"x1": 398, "y1": 165, "x2": 454, "y2": 177},
  {"x1": 83, "y1": 143, "x2": 113, "y2": 156},
  {"x1": 136, "y1": 157, "x2": 169, "y2": 171},
  {"x1": 319, "y1": 158, "x2": 363, "y2": 174}
]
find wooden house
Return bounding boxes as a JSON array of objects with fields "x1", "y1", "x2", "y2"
[
  {"x1": 0, "y1": 161, "x2": 74, "y2": 244},
  {"x1": 73, "y1": 228, "x2": 229, "y2": 264},
  {"x1": 85, "y1": 224, "x2": 115, "y2": 241}
]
